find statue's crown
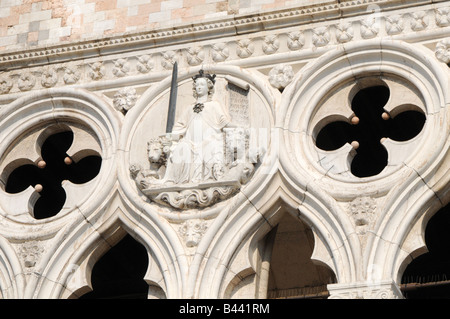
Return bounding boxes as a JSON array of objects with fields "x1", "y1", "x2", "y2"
[{"x1": 192, "y1": 69, "x2": 216, "y2": 84}]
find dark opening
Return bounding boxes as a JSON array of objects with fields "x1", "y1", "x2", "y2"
[
  {"x1": 315, "y1": 84, "x2": 425, "y2": 178},
  {"x1": 401, "y1": 203, "x2": 450, "y2": 299},
  {"x1": 266, "y1": 213, "x2": 336, "y2": 299},
  {"x1": 80, "y1": 234, "x2": 149, "y2": 299},
  {"x1": 385, "y1": 110, "x2": 426, "y2": 142},
  {"x1": 350, "y1": 85, "x2": 390, "y2": 178},
  {"x1": 315, "y1": 121, "x2": 354, "y2": 151},
  {"x1": 5, "y1": 131, "x2": 102, "y2": 219}
]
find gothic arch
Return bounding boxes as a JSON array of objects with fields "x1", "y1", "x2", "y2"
[
  {"x1": 30, "y1": 191, "x2": 187, "y2": 299},
  {"x1": 278, "y1": 38, "x2": 449, "y2": 290},
  {"x1": 194, "y1": 168, "x2": 356, "y2": 298}
]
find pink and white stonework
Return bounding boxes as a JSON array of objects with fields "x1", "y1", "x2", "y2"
[{"x1": 0, "y1": 0, "x2": 448, "y2": 299}]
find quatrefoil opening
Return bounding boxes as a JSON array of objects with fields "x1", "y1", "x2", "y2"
[
  {"x1": 314, "y1": 79, "x2": 426, "y2": 178},
  {"x1": 2, "y1": 125, "x2": 102, "y2": 220}
]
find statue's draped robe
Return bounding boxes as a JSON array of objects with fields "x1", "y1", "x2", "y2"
[{"x1": 164, "y1": 100, "x2": 231, "y2": 184}]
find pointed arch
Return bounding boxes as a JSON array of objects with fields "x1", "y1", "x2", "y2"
[
  {"x1": 278, "y1": 38, "x2": 449, "y2": 289},
  {"x1": 28, "y1": 190, "x2": 186, "y2": 299},
  {"x1": 194, "y1": 167, "x2": 357, "y2": 298}
]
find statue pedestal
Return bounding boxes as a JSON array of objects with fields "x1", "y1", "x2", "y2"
[{"x1": 142, "y1": 179, "x2": 241, "y2": 210}]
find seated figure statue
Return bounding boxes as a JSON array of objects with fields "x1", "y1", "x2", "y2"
[
  {"x1": 130, "y1": 70, "x2": 264, "y2": 209},
  {"x1": 161, "y1": 70, "x2": 231, "y2": 185}
]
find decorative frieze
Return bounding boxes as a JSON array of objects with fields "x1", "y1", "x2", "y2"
[{"x1": 0, "y1": 5, "x2": 448, "y2": 99}]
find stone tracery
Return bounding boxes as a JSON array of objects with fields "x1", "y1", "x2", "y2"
[{"x1": 0, "y1": 0, "x2": 447, "y2": 300}]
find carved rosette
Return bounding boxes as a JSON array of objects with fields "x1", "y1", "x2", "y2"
[
  {"x1": 287, "y1": 31, "x2": 305, "y2": 50},
  {"x1": 162, "y1": 51, "x2": 178, "y2": 70},
  {"x1": 136, "y1": 55, "x2": 154, "y2": 73},
  {"x1": 211, "y1": 43, "x2": 229, "y2": 62},
  {"x1": 186, "y1": 47, "x2": 205, "y2": 66},
  {"x1": 88, "y1": 62, "x2": 105, "y2": 80},
  {"x1": 268, "y1": 64, "x2": 294, "y2": 90},
  {"x1": 63, "y1": 64, "x2": 81, "y2": 84},
  {"x1": 112, "y1": 58, "x2": 130, "y2": 77},
  {"x1": 236, "y1": 39, "x2": 254, "y2": 58},
  {"x1": 336, "y1": 22, "x2": 354, "y2": 43},
  {"x1": 312, "y1": 27, "x2": 330, "y2": 47},
  {"x1": 18, "y1": 72, "x2": 36, "y2": 91},
  {"x1": 41, "y1": 67, "x2": 58, "y2": 88}
]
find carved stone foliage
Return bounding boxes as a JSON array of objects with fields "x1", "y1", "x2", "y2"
[
  {"x1": 41, "y1": 67, "x2": 58, "y2": 88},
  {"x1": 435, "y1": 7, "x2": 450, "y2": 27},
  {"x1": 410, "y1": 11, "x2": 429, "y2": 31},
  {"x1": 186, "y1": 47, "x2": 205, "y2": 66},
  {"x1": 112, "y1": 58, "x2": 131, "y2": 77},
  {"x1": 312, "y1": 27, "x2": 330, "y2": 47},
  {"x1": 0, "y1": 76, "x2": 13, "y2": 94},
  {"x1": 0, "y1": 5, "x2": 448, "y2": 98},
  {"x1": 113, "y1": 87, "x2": 139, "y2": 113},
  {"x1": 18, "y1": 72, "x2": 36, "y2": 91},
  {"x1": 262, "y1": 35, "x2": 279, "y2": 55},
  {"x1": 236, "y1": 39, "x2": 254, "y2": 59},
  {"x1": 63, "y1": 64, "x2": 81, "y2": 84},
  {"x1": 268, "y1": 64, "x2": 294, "y2": 90},
  {"x1": 360, "y1": 16, "x2": 379, "y2": 39},
  {"x1": 88, "y1": 61, "x2": 105, "y2": 80},
  {"x1": 435, "y1": 38, "x2": 450, "y2": 64},
  {"x1": 136, "y1": 55, "x2": 154, "y2": 74},
  {"x1": 287, "y1": 31, "x2": 305, "y2": 50},
  {"x1": 211, "y1": 43, "x2": 230, "y2": 62},
  {"x1": 335, "y1": 22, "x2": 354, "y2": 43}
]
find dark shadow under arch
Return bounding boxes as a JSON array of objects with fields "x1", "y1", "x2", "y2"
[
  {"x1": 79, "y1": 234, "x2": 149, "y2": 299},
  {"x1": 265, "y1": 212, "x2": 336, "y2": 299},
  {"x1": 401, "y1": 203, "x2": 450, "y2": 298}
]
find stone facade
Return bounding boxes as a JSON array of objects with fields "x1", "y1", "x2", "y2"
[{"x1": 0, "y1": 0, "x2": 448, "y2": 299}]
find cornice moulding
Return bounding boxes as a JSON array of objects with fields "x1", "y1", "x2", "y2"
[{"x1": 0, "y1": 0, "x2": 439, "y2": 70}]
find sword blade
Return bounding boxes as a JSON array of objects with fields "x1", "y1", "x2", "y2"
[{"x1": 166, "y1": 62, "x2": 178, "y2": 133}]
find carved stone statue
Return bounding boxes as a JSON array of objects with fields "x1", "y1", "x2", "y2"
[
  {"x1": 130, "y1": 70, "x2": 264, "y2": 209},
  {"x1": 163, "y1": 72, "x2": 230, "y2": 184}
]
